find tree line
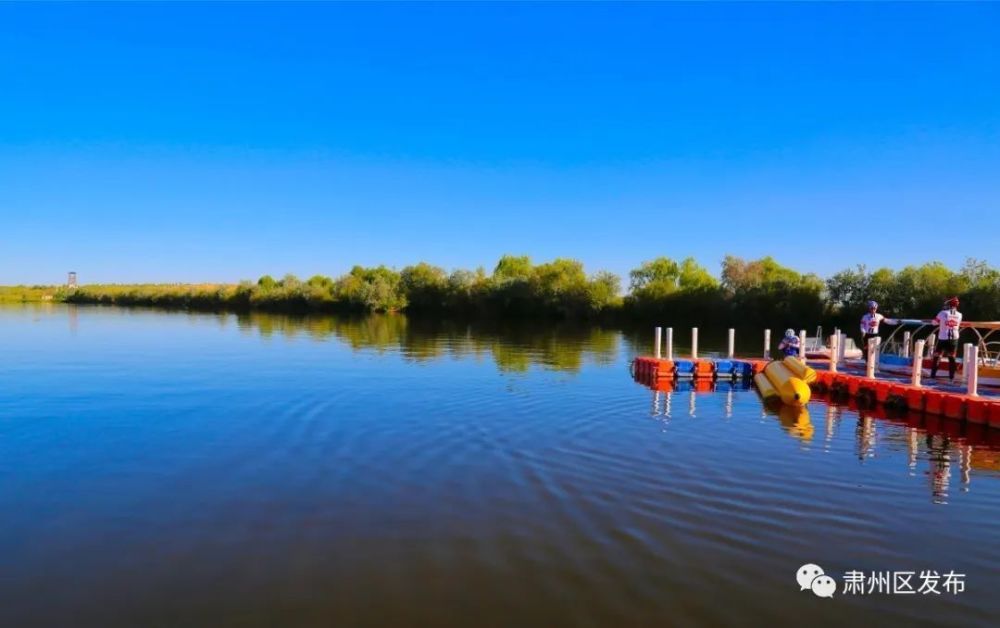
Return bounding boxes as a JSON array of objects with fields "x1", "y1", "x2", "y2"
[
  {"x1": 59, "y1": 256, "x2": 622, "y2": 319},
  {"x1": 17, "y1": 255, "x2": 999, "y2": 327},
  {"x1": 624, "y1": 255, "x2": 1000, "y2": 329}
]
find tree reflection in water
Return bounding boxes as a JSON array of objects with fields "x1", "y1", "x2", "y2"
[{"x1": 232, "y1": 311, "x2": 620, "y2": 374}]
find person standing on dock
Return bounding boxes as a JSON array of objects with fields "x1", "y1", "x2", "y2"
[
  {"x1": 778, "y1": 329, "x2": 800, "y2": 357},
  {"x1": 930, "y1": 297, "x2": 963, "y2": 380},
  {"x1": 859, "y1": 300, "x2": 898, "y2": 361}
]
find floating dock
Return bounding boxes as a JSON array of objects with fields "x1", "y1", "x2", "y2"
[
  {"x1": 632, "y1": 356, "x2": 752, "y2": 381},
  {"x1": 631, "y1": 326, "x2": 1000, "y2": 430}
]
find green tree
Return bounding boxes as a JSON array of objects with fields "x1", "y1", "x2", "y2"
[
  {"x1": 677, "y1": 257, "x2": 718, "y2": 291},
  {"x1": 493, "y1": 255, "x2": 533, "y2": 281},
  {"x1": 532, "y1": 258, "x2": 588, "y2": 314},
  {"x1": 279, "y1": 273, "x2": 301, "y2": 290},
  {"x1": 826, "y1": 265, "x2": 868, "y2": 312},
  {"x1": 586, "y1": 271, "x2": 622, "y2": 312},
  {"x1": 490, "y1": 255, "x2": 535, "y2": 315},
  {"x1": 720, "y1": 255, "x2": 824, "y2": 326},
  {"x1": 721, "y1": 255, "x2": 805, "y2": 293},
  {"x1": 337, "y1": 265, "x2": 406, "y2": 312},
  {"x1": 629, "y1": 257, "x2": 679, "y2": 293},
  {"x1": 960, "y1": 258, "x2": 1000, "y2": 288},
  {"x1": 401, "y1": 262, "x2": 449, "y2": 311}
]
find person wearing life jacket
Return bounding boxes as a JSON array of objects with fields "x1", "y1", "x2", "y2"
[
  {"x1": 778, "y1": 328, "x2": 800, "y2": 357},
  {"x1": 930, "y1": 296, "x2": 963, "y2": 380},
  {"x1": 859, "y1": 300, "x2": 898, "y2": 361}
]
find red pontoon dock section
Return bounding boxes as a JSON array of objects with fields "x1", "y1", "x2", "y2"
[{"x1": 633, "y1": 324, "x2": 1000, "y2": 429}]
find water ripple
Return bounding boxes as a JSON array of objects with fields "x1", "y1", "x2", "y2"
[{"x1": 1, "y1": 306, "x2": 998, "y2": 627}]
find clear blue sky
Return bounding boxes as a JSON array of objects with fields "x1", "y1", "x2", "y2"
[{"x1": 1, "y1": 2, "x2": 998, "y2": 285}]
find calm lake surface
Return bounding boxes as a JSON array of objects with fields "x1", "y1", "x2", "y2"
[{"x1": 1, "y1": 304, "x2": 998, "y2": 627}]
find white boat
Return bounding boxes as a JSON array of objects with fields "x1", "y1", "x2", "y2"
[{"x1": 803, "y1": 327, "x2": 862, "y2": 360}]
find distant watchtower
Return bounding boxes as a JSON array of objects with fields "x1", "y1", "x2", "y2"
[{"x1": 67, "y1": 271, "x2": 77, "y2": 290}]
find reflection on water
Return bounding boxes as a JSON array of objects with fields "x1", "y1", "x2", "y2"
[
  {"x1": 777, "y1": 405, "x2": 815, "y2": 442},
  {"x1": 2, "y1": 304, "x2": 999, "y2": 627},
  {"x1": 642, "y1": 377, "x2": 1000, "y2": 506},
  {"x1": 235, "y1": 311, "x2": 622, "y2": 374},
  {"x1": 648, "y1": 380, "x2": 742, "y2": 421},
  {"x1": 16, "y1": 303, "x2": 622, "y2": 374}
]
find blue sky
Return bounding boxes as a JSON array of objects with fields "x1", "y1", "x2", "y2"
[{"x1": 1, "y1": 2, "x2": 998, "y2": 285}]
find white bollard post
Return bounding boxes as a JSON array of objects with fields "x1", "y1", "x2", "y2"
[
  {"x1": 866, "y1": 337, "x2": 879, "y2": 378},
  {"x1": 691, "y1": 327, "x2": 699, "y2": 359},
  {"x1": 665, "y1": 327, "x2": 673, "y2": 361},
  {"x1": 799, "y1": 329, "x2": 807, "y2": 359},
  {"x1": 654, "y1": 327, "x2": 662, "y2": 359},
  {"x1": 912, "y1": 339, "x2": 925, "y2": 387},
  {"x1": 727, "y1": 328, "x2": 735, "y2": 359},
  {"x1": 968, "y1": 345, "x2": 979, "y2": 396},
  {"x1": 962, "y1": 343, "x2": 973, "y2": 384},
  {"x1": 829, "y1": 334, "x2": 839, "y2": 373},
  {"x1": 902, "y1": 331, "x2": 911, "y2": 359},
  {"x1": 839, "y1": 332, "x2": 847, "y2": 363},
  {"x1": 764, "y1": 329, "x2": 771, "y2": 359}
]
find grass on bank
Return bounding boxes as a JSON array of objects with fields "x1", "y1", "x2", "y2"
[{"x1": 0, "y1": 285, "x2": 64, "y2": 303}]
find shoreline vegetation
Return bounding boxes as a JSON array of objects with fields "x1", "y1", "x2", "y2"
[{"x1": 3, "y1": 256, "x2": 998, "y2": 329}]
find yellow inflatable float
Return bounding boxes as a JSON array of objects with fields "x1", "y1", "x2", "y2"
[{"x1": 754, "y1": 356, "x2": 815, "y2": 407}]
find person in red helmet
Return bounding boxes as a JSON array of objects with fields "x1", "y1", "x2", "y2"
[{"x1": 930, "y1": 297, "x2": 963, "y2": 380}]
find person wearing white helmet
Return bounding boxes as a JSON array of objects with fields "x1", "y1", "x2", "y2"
[
  {"x1": 930, "y1": 296, "x2": 963, "y2": 380},
  {"x1": 859, "y1": 300, "x2": 898, "y2": 361},
  {"x1": 778, "y1": 328, "x2": 801, "y2": 357}
]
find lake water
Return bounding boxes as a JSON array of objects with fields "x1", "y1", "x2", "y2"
[{"x1": 1, "y1": 305, "x2": 998, "y2": 627}]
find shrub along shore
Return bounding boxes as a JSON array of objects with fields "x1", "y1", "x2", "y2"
[{"x1": 3, "y1": 255, "x2": 998, "y2": 330}]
